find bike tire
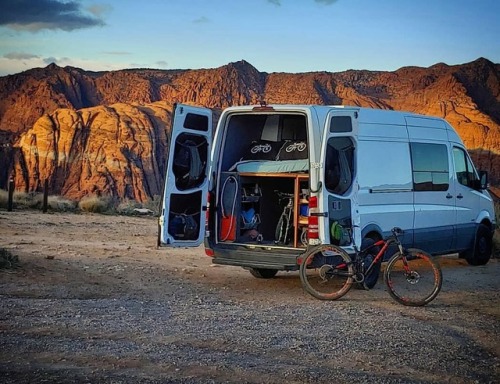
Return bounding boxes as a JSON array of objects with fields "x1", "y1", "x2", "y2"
[
  {"x1": 384, "y1": 248, "x2": 442, "y2": 307},
  {"x1": 299, "y1": 244, "x2": 354, "y2": 301},
  {"x1": 275, "y1": 214, "x2": 287, "y2": 243}
]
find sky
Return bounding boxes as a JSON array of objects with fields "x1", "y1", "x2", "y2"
[{"x1": 0, "y1": 0, "x2": 499, "y2": 77}]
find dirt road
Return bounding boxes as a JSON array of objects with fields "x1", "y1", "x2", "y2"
[{"x1": 0, "y1": 210, "x2": 499, "y2": 383}]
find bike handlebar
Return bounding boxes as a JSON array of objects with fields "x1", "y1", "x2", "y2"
[{"x1": 391, "y1": 227, "x2": 404, "y2": 236}]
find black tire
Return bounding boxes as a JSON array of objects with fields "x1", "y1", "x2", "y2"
[
  {"x1": 465, "y1": 224, "x2": 492, "y2": 266},
  {"x1": 355, "y1": 237, "x2": 381, "y2": 290},
  {"x1": 249, "y1": 268, "x2": 278, "y2": 279},
  {"x1": 300, "y1": 227, "x2": 308, "y2": 246},
  {"x1": 299, "y1": 244, "x2": 354, "y2": 300},
  {"x1": 384, "y1": 248, "x2": 442, "y2": 307},
  {"x1": 275, "y1": 214, "x2": 286, "y2": 243}
]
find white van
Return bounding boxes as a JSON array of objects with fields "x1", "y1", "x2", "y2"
[{"x1": 158, "y1": 103, "x2": 496, "y2": 278}]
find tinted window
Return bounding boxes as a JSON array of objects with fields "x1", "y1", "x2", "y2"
[
  {"x1": 325, "y1": 137, "x2": 355, "y2": 195},
  {"x1": 184, "y1": 113, "x2": 209, "y2": 132},
  {"x1": 358, "y1": 141, "x2": 412, "y2": 190},
  {"x1": 453, "y1": 147, "x2": 478, "y2": 188},
  {"x1": 410, "y1": 143, "x2": 449, "y2": 191},
  {"x1": 329, "y1": 116, "x2": 352, "y2": 133}
]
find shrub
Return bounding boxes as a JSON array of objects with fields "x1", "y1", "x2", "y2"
[
  {"x1": 143, "y1": 194, "x2": 161, "y2": 216},
  {"x1": 0, "y1": 189, "x2": 41, "y2": 209},
  {"x1": 116, "y1": 198, "x2": 141, "y2": 215},
  {"x1": 0, "y1": 189, "x2": 8, "y2": 208},
  {"x1": 78, "y1": 195, "x2": 113, "y2": 213},
  {"x1": 0, "y1": 189, "x2": 78, "y2": 212},
  {"x1": 47, "y1": 195, "x2": 78, "y2": 212},
  {"x1": 13, "y1": 191, "x2": 42, "y2": 209},
  {"x1": 0, "y1": 248, "x2": 19, "y2": 269}
]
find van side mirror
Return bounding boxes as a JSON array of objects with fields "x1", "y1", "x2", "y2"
[{"x1": 478, "y1": 171, "x2": 488, "y2": 190}]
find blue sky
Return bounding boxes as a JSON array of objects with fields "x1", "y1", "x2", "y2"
[{"x1": 0, "y1": 0, "x2": 499, "y2": 76}]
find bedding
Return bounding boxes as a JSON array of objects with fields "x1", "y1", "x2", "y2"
[
  {"x1": 229, "y1": 139, "x2": 309, "y2": 173},
  {"x1": 230, "y1": 159, "x2": 309, "y2": 173}
]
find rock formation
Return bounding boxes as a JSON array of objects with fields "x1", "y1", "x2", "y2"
[{"x1": 0, "y1": 58, "x2": 498, "y2": 201}]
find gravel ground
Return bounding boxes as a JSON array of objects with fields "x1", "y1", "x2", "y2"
[{"x1": 0, "y1": 210, "x2": 499, "y2": 383}]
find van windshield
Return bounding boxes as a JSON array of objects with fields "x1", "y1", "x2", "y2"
[{"x1": 325, "y1": 137, "x2": 355, "y2": 195}]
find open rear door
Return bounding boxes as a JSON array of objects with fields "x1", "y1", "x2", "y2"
[
  {"x1": 318, "y1": 108, "x2": 360, "y2": 246},
  {"x1": 158, "y1": 104, "x2": 212, "y2": 247}
]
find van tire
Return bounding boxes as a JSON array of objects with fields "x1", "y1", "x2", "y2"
[
  {"x1": 249, "y1": 268, "x2": 279, "y2": 279},
  {"x1": 465, "y1": 224, "x2": 492, "y2": 266}
]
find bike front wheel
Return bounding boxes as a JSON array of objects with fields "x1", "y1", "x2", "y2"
[
  {"x1": 384, "y1": 248, "x2": 442, "y2": 306},
  {"x1": 299, "y1": 244, "x2": 354, "y2": 300}
]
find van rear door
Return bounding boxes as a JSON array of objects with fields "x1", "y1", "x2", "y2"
[
  {"x1": 158, "y1": 104, "x2": 212, "y2": 247},
  {"x1": 318, "y1": 109, "x2": 360, "y2": 246}
]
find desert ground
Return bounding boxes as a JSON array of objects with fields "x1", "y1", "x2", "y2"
[{"x1": 0, "y1": 210, "x2": 499, "y2": 384}]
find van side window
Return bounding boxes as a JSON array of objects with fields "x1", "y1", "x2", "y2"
[
  {"x1": 184, "y1": 113, "x2": 209, "y2": 132},
  {"x1": 453, "y1": 147, "x2": 479, "y2": 188},
  {"x1": 325, "y1": 137, "x2": 355, "y2": 195},
  {"x1": 410, "y1": 143, "x2": 449, "y2": 191},
  {"x1": 329, "y1": 116, "x2": 352, "y2": 133}
]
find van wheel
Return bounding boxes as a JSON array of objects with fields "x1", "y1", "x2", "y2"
[
  {"x1": 249, "y1": 268, "x2": 279, "y2": 279},
  {"x1": 465, "y1": 224, "x2": 492, "y2": 266}
]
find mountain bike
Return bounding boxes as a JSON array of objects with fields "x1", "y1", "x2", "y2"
[
  {"x1": 299, "y1": 227, "x2": 442, "y2": 306},
  {"x1": 274, "y1": 191, "x2": 294, "y2": 245}
]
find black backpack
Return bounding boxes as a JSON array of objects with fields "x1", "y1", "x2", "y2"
[
  {"x1": 168, "y1": 213, "x2": 199, "y2": 240},
  {"x1": 173, "y1": 140, "x2": 205, "y2": 189}
]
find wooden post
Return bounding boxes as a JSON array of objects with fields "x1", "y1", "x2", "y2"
[
  {"x1": 42, "y1": 179, "x2": 48, "y2": 213},
  {"x1": 7, "y1": 177, "x2": 14, "y2": 212}
]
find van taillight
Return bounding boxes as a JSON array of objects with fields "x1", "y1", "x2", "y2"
[{"x1": 308, "y1": 196, "x2": 319, "y2": 239}]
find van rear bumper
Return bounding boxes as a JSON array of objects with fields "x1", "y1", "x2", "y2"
[{"x1": 210, "y1": 244, "x2": 302, "y2": 271}]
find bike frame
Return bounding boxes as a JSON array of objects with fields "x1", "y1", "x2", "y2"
[{"x1": 357, "y1": 236, "x2": 406, "y2": 277}]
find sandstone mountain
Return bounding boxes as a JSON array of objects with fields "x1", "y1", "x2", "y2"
[{"x1": 0, "y1": 58, "x2": 499, "y2": 201}]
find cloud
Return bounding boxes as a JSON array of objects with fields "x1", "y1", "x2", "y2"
[
  {"x1": 268, "y1": 0, "x2": 338, "y2": 6},
  {"x1": 193, "y1": 16, "x2": 209, "y2": 24},
  {"x1": 86, "y1": 4, "x2": 112, "y2": 18},
  {"x1": 101, "y1": 51, "x2": 132, "y2": 56},
  {"x1": 156, "y1": 60, "x2": 168, "y2": 68},
  {"x1": 43, "y1": 56, "x2": 59, "y2": 65},
  {"x1": 4, "y1": 52, "x2": 39, "y2": 60},
  {"x1": 0, "y1": 0, "x2": 106, "y2": 32},
  {"x1": 0, "y1": 54, "x2": 131, "y2": 76}
]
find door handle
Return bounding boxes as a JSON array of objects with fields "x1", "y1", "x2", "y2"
[
  {"x1": 446, "y1": 193, "x2": 453, "y2": 199},
  {"x1": 457, "y1": 194, "x2": 463, "y2": 199}
]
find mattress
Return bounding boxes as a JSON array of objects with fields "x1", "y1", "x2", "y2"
[{"x1": 230, "y1": 159, "x2": 309, "y2": 173}]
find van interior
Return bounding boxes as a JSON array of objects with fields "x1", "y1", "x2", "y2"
[{"x1": 217, "y1": 113, "x2": 310, "y2": 248}]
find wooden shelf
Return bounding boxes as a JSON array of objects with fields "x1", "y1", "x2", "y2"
[{"x1": 240, "y1": 172, "x2": 308, "y2": 247}]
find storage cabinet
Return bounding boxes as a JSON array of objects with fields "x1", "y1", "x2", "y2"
[
  {"x1": 240, "y1": 183, "x2": 261, "y2": 230},
  {"x1": 239, "y1": 172, "x2": 309, "y2": 248}
]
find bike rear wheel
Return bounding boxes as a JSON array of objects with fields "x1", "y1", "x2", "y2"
[
  {"x1": 384, "y1": 248, "x2": 442, "y2": 306},
  {"x1": 299, "y1": 244, "x2": 354, "y2": 300},
  {"x1": 275, "y1": 213, "x2": 291, "y2": 244}
]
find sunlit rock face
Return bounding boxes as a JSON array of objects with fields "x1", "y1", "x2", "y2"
[
  {"x1": 1, "y1": 58, "x2": 499, "y2": 200},
  {"x1": 13, "y1": 102, "x2": 171, "y2": 201}
]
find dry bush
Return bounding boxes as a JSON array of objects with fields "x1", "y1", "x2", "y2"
[
  {"x1": 78, "y1": 195, "x2": 113, "y2": 213},
  {"x1": 0, "y1": 248, "x2": 19, "y2": 269},
  {"x1": 143, "y1": 194, "x2": 161, "y2": 216},
  {"x1": 116, "y1": 198, "x2": 141, "y2": 215},
  {"x1": 47, "y1": 195, "x2": 78, "y2": 212},
  {"x1": 0, "y1": 189, "x2": 77, "y2": 212},
  {"x1": 0, "y1": 190, "x2": 41, "y2": 209},
  {"x1": 0, "y1": 189, "x2": 7, "y2": 207}
]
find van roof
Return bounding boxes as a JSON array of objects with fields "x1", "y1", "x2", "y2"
[
  {"x1": 221, "y1": 104, "x2": 463, "y2": 143},
  {"x1": 223, "y1": 104, "x2": 438, "y2": 124}
]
